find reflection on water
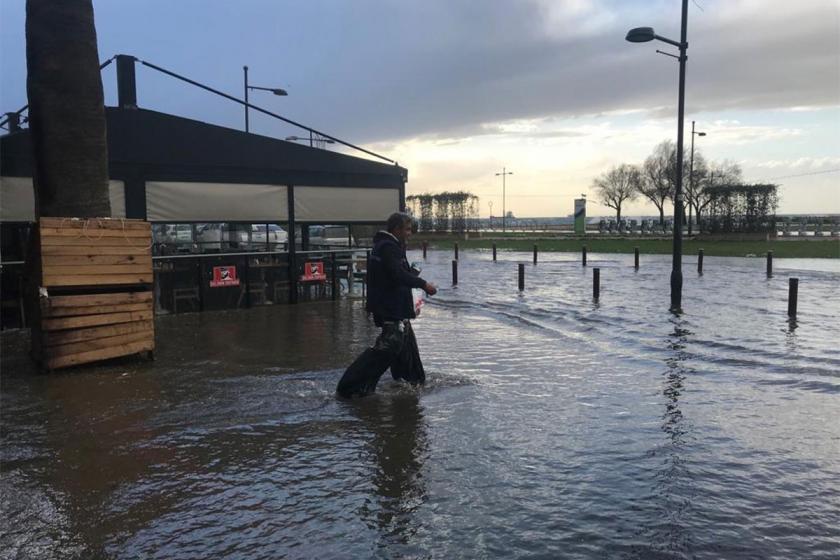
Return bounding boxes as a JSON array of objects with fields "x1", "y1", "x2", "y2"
[
  {"x1": 2, "y1": 252, "x2": 839, "y2": 559},
  {"x1": 347, "y1": 394, "x2": 428, "y2": 549}
]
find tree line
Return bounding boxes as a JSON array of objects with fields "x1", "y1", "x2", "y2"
[
  {"x1": 406, "y1": 192, "x2": 480, "y2": 233},
  {"x1": 592, "y1": 139, "x2": 749, "y2": 230}
]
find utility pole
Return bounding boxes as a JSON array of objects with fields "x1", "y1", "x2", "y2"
[{"x1": 495, "y1": 167, "x2": 513, "y2": 232}]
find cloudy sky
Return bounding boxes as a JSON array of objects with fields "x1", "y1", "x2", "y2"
[{"x1": 1, "y1": 0, "x2": 838, "y2": 216}]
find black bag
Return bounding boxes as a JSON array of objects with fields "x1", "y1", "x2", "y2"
[{"x1": 390, "y1": 322, "x2": 425, "y2": 385}]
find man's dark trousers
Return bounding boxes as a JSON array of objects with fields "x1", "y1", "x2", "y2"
[{"x1": 336, "y1": 320, "x2": 424, "y2": 398}]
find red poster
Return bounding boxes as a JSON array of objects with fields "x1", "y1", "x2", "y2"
[
  {"x1": 300, "y1": 261, "x2": 327, "y2": 282},
  {"x1": 210, "y1": 265, "x2": 240, "y2": 287}
]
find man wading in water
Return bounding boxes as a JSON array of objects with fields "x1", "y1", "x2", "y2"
[{"x1": 337, "y1": 212, "x2": 437, "y2": 398}]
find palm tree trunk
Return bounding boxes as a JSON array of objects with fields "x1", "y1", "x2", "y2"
[{"x1": 26, "y1": 0, "x2": 110, "y2": 218}]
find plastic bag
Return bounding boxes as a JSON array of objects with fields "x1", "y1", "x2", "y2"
[{"x1": 390, "y1": 321, "x2": 425, "y2": 385}]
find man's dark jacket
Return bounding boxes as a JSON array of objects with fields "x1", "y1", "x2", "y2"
[{"x1": 366, "y1": 231, "x2": 426, "y2": 323}]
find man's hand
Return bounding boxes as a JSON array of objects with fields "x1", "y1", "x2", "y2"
[{"x1": 423, "y1": 282, "x2": 438, "y2": 296}]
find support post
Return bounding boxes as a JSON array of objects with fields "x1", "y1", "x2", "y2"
[
  {"x1": 454, "y1": 242, "x2": 459, "y2": 261},
  {"x1": 331, "y1": 252, "x2": 338, "y2": 300},
  {"x1": 287, "y1": 185, "x2": 298, "y2": 304},
  {"x1": 697, "y1": 248, "x2": 704, "y2": 275},
  {"x1": 116, "y1": 54, "x2": 138, "y2": 109},
  {"x1": 452, "y1": 259, "x2": 458, "y2": 286},
  {"x1": 492, "y1": 243, "x2": 497, "y2": 262},
  {"x1": 364, "y1": 249, "x2": 370, "y2": 302},
  {"x1": 518, "y1": 263, "x2": 525, "y2": 291},
  {"x1": 582, "y1": 245, "x2": 587, "y2": 267},
  {"x1": 422, "y1": 241, "x2": 427, "y2": 260},
  {"x1": 766, "y1": 251, "x2": 773, "y2": 277},
  {"x1": 593, "y1": 267, "x2": 600, "y2": 300},
  {"x1": 4, "y1": 112, "x2": 20, "y2": 132},
  {"x1": 533, "y1": 244, "x2": 538, "y2": 265},
  {"x1": 634, "y1": 247, "x2": 639, "y2": 270},
  {"x1": 788, "y1": 278, "x2": 798, "y2": 317}
]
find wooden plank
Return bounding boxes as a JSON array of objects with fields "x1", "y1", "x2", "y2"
[
  {"x1": 40, "y1": 245, "x2": 151, "y2": 256},
  {"x1": 41, "y1": 302, "x2": 152, "y2": 318},
  {"x1": 40, "y1": 217, "x2": 150, "y2": 231},
  {"x1": 41, "y1": 254, "x2": 151, "y2": 266},
  {"x1": 46, "y1": 339, "x2": 154, "y2": 369},
  {"x1": 40, "y1": 227, "x2": 151, "y2": 238},
  {"x1": 40, "y1": 236, "x2": 152, "y2": 247},
  {"x1": 44, "y1": 291, "x2": 153, "y2": 308},
  {"x1": 42, "y1": 264, "x2": 152, "y2": 276},
  {"x1": 42, "y1": 273, "x2": 153, "y2": 287},
  {"x1": 43, "y1": 320, "x2": 153, "y2": 345},
  {"x1": 42, "y1": 310, "x2": 153, "y2": 331},
  {"x1": 47, "y1": 331, "x2": 154, "y2": 358}
]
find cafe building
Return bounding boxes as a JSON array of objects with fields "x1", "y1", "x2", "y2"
[{"x1": 0, "y1": 55, "x2": 407, "y2": 327}]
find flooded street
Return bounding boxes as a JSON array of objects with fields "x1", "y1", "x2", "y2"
[{"x1": 2, "y1": 250, "x2": 839, "y2": 559}]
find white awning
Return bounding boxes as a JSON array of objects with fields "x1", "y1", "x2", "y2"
[
  {"x1": 145, "y1": 181, "x2": 288, "y2": 222},
  {"x1": 294, "y1": 186, "x2": 399, "y2": 222},
  {"x1": 0, "y1": 177, "x2": 125, "y2": 221}
]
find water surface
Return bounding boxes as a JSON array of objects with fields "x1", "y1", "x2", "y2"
[{"x1": 2, "y1": 251, "x2": 838, "y2": 559}]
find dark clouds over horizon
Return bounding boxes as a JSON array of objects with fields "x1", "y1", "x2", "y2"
[{"x1": 1, "y1": 0, "x2": 837, "y2": 144}]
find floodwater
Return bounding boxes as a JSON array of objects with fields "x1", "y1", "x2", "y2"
[{"x1": 2, "y1": 250, "x2": 839, "y2": 559}]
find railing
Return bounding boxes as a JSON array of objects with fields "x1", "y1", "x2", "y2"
[{"x1": 0, "y1": 248, "x2": 371, "y2": 330}]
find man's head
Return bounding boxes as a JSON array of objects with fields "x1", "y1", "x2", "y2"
[{"x1": 386, "y1": 212, "x2": 413, "y2": 243}]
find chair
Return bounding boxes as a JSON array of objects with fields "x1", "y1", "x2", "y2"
[
  {"x1": 238, "y1": 281, "x2": 267, "y2": 307},
  {"x1": 173, "y1": 287, "x2": 200, "y2": 313}
]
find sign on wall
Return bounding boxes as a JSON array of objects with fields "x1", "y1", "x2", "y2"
[{"x1": 210, "y1": 265, "x2": 240, "y2": 287}]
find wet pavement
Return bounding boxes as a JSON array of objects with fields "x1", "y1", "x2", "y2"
[{"x1": 2, "y1": 251, "x2": 839, "y2": 559}]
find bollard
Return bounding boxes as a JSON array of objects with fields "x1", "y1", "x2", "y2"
[
  {"x1": 518, "y1": 263, "x2": 525, "y2": 291},
  {"x1": 698, "y1": 248, "x2": 704, "y2": 274},
  {"x1": 422, "y1": 241, "x2": 427, "y2": 260},
  {"x1": 455, "y1": 242, "x2": 459, "y2": 261},
  {"x1": 634, "y1": 247, "x2": 639, "y2": 269},
  {"x1": 452, "y1": 259, "x2": 458, "y2": 286},
  {"x1": 492, "y1": 243, "x2": 497, "y2": 262},
  {"x1": 593, "y1": 267, "x2": 600, "y2": 300},
  {"x1": 767, "y1": 251, "x2": 773, "y2": 277},
  {"x1": 582, "y1": 245, "x2": 587, "y2": 267},
  {"x1": 331, "y1": 252, "x2": 338, "y2": 301},
  {"x1": 533, "y1": 244, "x2": 538, "y2": 265},
  {"x1": 788, "y1": 277, "x2": 798, "y2": 317}
]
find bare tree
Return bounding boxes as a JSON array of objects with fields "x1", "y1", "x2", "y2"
[
  {"x1": 639, "y1": 140, "x2": 676, "y2": 226},
  {"x1": 593, "y1": 164, "x2": 641, "y2": 222},
  {"x1": 26, "y1": 0, "x2": 110, "y2": 217}
]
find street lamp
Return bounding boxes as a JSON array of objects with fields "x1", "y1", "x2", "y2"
[
  {"x1": 244, "y1": 65, "x2": 288, "y2": 133},
  {"x1": 626, "y1": 0, "x2": 690, "y2": 312},
  {"x1": 495, "y1": 167, "x2": 513, "y2": 232},
  {"x1": 285, "y1": 134, "x2": 335, "y2": 148},
  {"x1": 688, "y1": 121, "x2": 706, "y2": 236}
]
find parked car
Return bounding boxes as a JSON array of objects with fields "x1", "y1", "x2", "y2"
[
  {"x1": 196, "y1": 223, "x2": 288, "y2": 252},
  {"x1": 155, "y1": 224, "x2": 197, "y2": 253},
  {"x1": 195, "y1": 223, "x2": 224, "y2": 252},
  {"x1": 309, "y1": 225, "x2": 354, "y2": 247},
  {"x1": 250, "y1": 224, "x2": 288, "y2": 251}
]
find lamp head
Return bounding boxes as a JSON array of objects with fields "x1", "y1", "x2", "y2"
[
  {"x1": 626, "y1": 27, "x2": 655, "y2": 43},
  {"x1": 271, "y1": 88, "x2": 289, "y2": 96},
  {"x1": 698, "y1": 132, "x2": 707, "y2": 137}
]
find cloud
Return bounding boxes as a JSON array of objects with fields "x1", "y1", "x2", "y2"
[{"x1": 305, "y1": 0, "x2": 840, "y2": 144}]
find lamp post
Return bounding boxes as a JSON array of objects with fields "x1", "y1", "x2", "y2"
[
  {"x1": 688, "y1": 121, "x2": 706, "y2": 236},
  {"x1": 285, "y1": 134, "x2": 335, "y2": 148},
  {"x1": 244, "y1": 65, "x2": 288, "y2": 133},
  {"x1": 495, "y1": 167, "x2": 513, "y2": 232},
  {"x1": 626, "y1": 0, "x2": 690, "y2": 312}
]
